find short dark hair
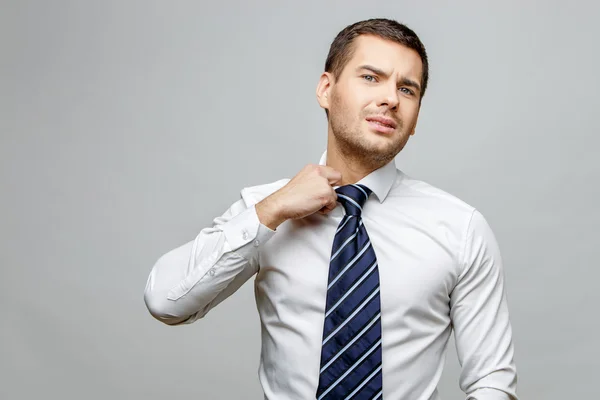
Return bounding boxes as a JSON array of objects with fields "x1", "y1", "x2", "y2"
[{"x1": 324, "y1": 18, "x2": 429, "y2": 103}]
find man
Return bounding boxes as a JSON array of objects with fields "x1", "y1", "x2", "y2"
[{"x1": 144, "y1": 18, "x2": 518, "y2": 400}]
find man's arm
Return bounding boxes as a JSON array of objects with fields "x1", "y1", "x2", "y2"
[
  {"x1": 450, "y1": 209, "x2": 518, "y2": 400},
  {"x1": 144, "y1": 164, "x2": 343, "y2": 326},
  {"x1": 143, "y1": 197, "x2": 276, "y2": 325}
]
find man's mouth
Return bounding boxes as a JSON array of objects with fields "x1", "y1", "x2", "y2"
[{"x1": 365, "y1": 116, "x2": 397, "y2": 133}]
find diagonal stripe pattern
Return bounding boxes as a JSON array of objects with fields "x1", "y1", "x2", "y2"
[{"x1": 316, "y1": 184, "x2": 383, "y2": 400}]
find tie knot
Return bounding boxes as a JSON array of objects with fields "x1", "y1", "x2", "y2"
[{"x1": 335, "y1": 184, "x2": 372, "y2": 216}]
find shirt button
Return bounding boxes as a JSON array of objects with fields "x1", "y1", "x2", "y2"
[
  {"x1": 254, "y1": 239, "x2": 260, "y2": 247},
  {"x1": 242, "y1": 230, "x2": 248, "y2": 240},
  {"x1": 208, "y1": 268, "x2": 216, "y2": 276}
]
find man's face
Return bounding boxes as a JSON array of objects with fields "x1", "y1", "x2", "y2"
[{"x1": 318, "y1": 35, "x2": 423, "y2": 167}]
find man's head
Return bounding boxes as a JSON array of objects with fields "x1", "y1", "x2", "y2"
[{"x1": 316, "y1": 18, "x2": 429, "y2": 168}]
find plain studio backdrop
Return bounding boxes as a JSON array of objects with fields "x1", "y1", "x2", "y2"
[{"x1": 1, "y1": 1, "x2": 599, "y2": 399}]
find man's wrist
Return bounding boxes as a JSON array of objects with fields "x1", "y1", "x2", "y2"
[{"x1": 256, "y1": 196, "x2": 285, "y2": 231}]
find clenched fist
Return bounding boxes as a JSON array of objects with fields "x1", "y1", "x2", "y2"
[{"x1": 256, "y1": 164, "x2": 343, "y2": 230}]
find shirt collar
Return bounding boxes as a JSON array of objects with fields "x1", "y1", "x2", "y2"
[{"x1": 318, "y1": 150, "x2": 397, "y2": 203}]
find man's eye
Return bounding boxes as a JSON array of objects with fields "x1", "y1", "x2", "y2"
[
  {"x1": 399, "y1": 87, "x2": 414, "y2": 95},
  {"x1": 362, "y1": 75, "x2": 376, "y2": 82}
]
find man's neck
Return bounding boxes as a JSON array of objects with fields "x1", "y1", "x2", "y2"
[{"x1": 325, "y1": 143, "x2": 380, "y2": 186}]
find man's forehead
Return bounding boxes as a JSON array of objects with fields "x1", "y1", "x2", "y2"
[{"x1": 347, "y1": 35, "x2": 422, "y2": 76}]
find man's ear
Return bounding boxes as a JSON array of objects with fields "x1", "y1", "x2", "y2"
[
  {"x1": 316, "y1": 72, "x2": 334, "y2": 111},
  {"x1": 410, "y1": 121, "x2": 418, "y2": 136},
  {"x1": 410, "y1": 106, "x2": 421, "y2": 136}
]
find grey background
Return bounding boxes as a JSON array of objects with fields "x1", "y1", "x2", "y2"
[{"x1": 1, "y1": 1, "x2": 598, "y2": 399}]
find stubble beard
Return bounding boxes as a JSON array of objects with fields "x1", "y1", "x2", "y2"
[{"x1": 329, "y1": 97, "x2": 411, "y2": 170}]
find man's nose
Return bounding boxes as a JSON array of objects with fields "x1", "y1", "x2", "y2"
[{"x1": 376, "y1": 83, "x2": 399, "y2": 110}]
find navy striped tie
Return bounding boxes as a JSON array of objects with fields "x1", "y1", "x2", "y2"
[{"x1": 316, "y1": 184, "x2": 383, "y2": 400}]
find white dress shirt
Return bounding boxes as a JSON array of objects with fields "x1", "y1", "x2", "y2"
[{"x1": 144, "y1": 150, "x2": 518, "y2": 400}]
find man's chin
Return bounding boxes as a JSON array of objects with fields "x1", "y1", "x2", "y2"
[
  {"x1": 333, "y1": 131, "x2": 400, "y2": 164},
  {"x1": 363, "y1": 135, "x2": 398, "y2": 152},
  {"x1": 348, "y1": 142, "x2": 398, "y2": 165}
]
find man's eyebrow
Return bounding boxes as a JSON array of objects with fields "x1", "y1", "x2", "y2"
[
  {"x1": 398, "y1": 77, "x2": 422, "y2": 93},
  {"x1": 357, "y1": 64, "x2": 422, "y2": 93},
  {"x1": 357, "y1": 64, "x2": 388, "y2": 77}
]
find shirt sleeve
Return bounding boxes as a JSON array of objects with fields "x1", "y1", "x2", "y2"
[
  {"x1": 450, "y1": 209, "x2": 519, "y2": 400},
  {"x1": 143, "y1": 197, "x2": 276, "y2": 326}
]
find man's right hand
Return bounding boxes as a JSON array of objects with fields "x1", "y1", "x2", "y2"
[{"x1": 256, "y1": 164, "x2": 343, "y2": 230}]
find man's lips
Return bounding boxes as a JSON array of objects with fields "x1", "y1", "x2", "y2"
[
  {"x1": 365, "y1": 116, "x2": 397, "y2": 129},
  {"x1": 365, "y1": 116, "x2": 397, "y2": 134}
]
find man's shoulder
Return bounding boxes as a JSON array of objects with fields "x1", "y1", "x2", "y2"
[
  {"x1": 398, "y1": 171, "x2": 477, "y2": 217},
  {"x1": 239, "y1": 178, "x2": 291, "y2": 206}
]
